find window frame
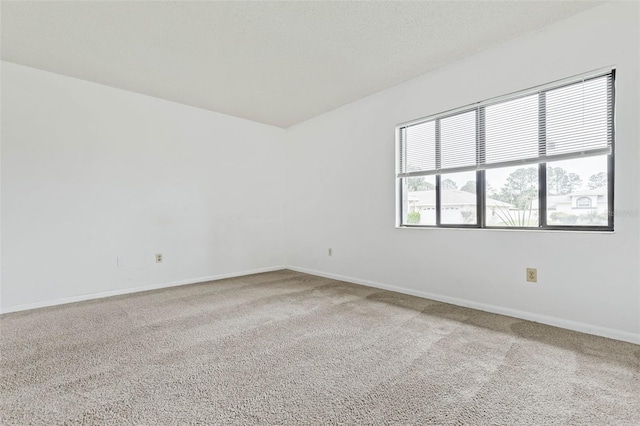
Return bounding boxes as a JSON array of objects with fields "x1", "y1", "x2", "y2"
[{"x1": 396, "y1": 68, "x2": 615, "y2": 232}]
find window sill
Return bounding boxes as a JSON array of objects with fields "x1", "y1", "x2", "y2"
[{"x1": 395, "y1": 225, "x2": 615, "y2": 234}]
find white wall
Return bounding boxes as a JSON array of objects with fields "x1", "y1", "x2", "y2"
[
  {"x1": 285, "y1": 2, "x2": 640, "y2": 343},
  {"x1": 1, "y1": 62, "x2": 286, "y2": 311}
]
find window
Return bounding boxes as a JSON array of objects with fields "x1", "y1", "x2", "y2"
[
  {"x1": 576, "y1": 197, "x2": 592, "y2": 208},
  {"x1": 397, "y1": 69, "x2": 614, "y2": 231}
]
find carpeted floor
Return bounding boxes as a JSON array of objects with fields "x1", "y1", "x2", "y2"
[{"x1": 1, "y1": 270, "x2": 639, "y2": 425}]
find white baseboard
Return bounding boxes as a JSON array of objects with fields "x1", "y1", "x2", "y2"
[
  {"x1": 0, "y1": 265, "x2": 286, "y2": 314},
  {"x1": 286, "y1": 265, "x2": 640, "y2": 346}
]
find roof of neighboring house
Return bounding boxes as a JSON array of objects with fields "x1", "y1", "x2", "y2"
[
  {"x1": 568, "y1": 186, "x2": 607, "y2": 197},
  {"x1": 408, "y1": 190, "x2": 513, "y2": 208},
  {"x1": 532, "y1": 186, "x2": 607, "y2": 209}
]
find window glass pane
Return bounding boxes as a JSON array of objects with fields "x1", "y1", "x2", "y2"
[
  {"x1": 440, "y1": 111, "x2": 476, "y2": 169},
  {"x1": 546, "y1": 77, "x2": 609, "y2": 155},
  {"x1": 485, "y1": 166, "x2": 539, "y2": 227},
  {"x1": 404, "y1": 121, "x2": 436, "y2": 174},
  {"x1": 546, "y1": 156, "x2": 609, "y2": 226},
  {"x1": 485, "y1": 94, "x2": 538, "y2": 164},
  {"x1": 402, "y1": 176, "x2": 436, "y2": 225},
  {"x1": 440, "y1": 171, "x2": 477, "y2": 225}
]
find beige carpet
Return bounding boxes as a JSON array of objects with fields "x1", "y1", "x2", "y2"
[{"x1": 1, "y1": 270, "x2": 639, "y2": 425}]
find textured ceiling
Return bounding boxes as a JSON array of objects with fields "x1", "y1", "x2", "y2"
[{"x1": 1, "y1": 1, "x2": 603, "y2": 128}]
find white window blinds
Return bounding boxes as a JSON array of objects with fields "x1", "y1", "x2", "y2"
[{"x1": 397, "y1": 70, "x2": 613, "y2": 178}]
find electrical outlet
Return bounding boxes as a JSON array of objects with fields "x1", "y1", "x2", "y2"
[
  {"x1": 526, "y1": 268, "x2": 537, "y2": 283},
  {"x1": 328, "y1": 248, "x2": 332, "y2": 256},
  {"x1": 156, "y1": 253, "x2": 163, "y2": 263}
]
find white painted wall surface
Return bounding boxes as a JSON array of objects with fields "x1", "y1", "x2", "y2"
[
  {"x1": 1, "y1": 62, "x2": 286, "y2": 311},
  {"x1": 285, "y1": 2, "x2": 640, "y2": 342}
]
